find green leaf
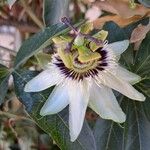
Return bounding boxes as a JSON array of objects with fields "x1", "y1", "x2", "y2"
[
  {"x1": 103, "y1": 19, "x2": 149, "y2": 43},
  {"x1": 121, "y1": 33, "x2": 150, "y2": 97},
  {"x1": 134, "y1": 33, "x2": 150, "y2": 121},
  {"x1": 119, "y1": 45, "x2": 134, "y2": 69},
  {"x1": 43, "y1": 0, "x2": 70, "y2": 26},
  {"x1": 94, "y1": 98, "x2": 150, "y2": 150},
  {"x1": 14, "y1": 24, "x2": 68, "y2": 69},
  {"x1": 35, "y1": 52, "x2": 51, "y2": 69},
  {"x1": 134, "y1": 33, "x2": 150, "y2": 76},
  {"x1": 94, "y1": 20, "x2": 150, "y2": 150},
  {"x1": 14, "y1": 21, "x2": 84, "y2": 69},
  {"x1": 103, "y1": 21, "x2": 128, "y2": 43},
  {"x1": 0, "y1": 64, "x2": 10, "y2": 104},
  {"x1": 138, "y1": 0, "x2": 150, "y2": 7},
  {"x1": 13, "y1": 70, "x2": 97, "y2": 150}
]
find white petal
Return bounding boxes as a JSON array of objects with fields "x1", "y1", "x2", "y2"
[
  {"x1": 40, "y1": 83, "x2": 69, "y2": 116},
  {"x1": 100, "y1": 72, "x2": 145, "y2": 101},
  {"x1": 114, "y1": 65, "x2": 141, "y2": 84},
  {"x1": 89, "y1": 82, "x2": 126, "y2": 123},
  {"x1": 24, "y1": 67, "x2": 62, "y2": 92},
  {"x1": 68, "y1": 80, "x2": 90, "y2": 142},
  {"x1": 108, "y1": 40, "x2": 129, "y2": 56}
]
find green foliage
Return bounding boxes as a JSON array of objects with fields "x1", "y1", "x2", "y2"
[
  {"x1": 93, "y1": 20, "x2": 150, "y2": 150},
  {"x1": 135, "y1": 33, "x2": 150, "y2": 75},
  {"x1": 0, "y1": 64, "x2": 10, "y2": 104},
  {"x1": 14, "y1": 24, "x2": 69, "y2": 69},
  {"x1": 35, "y1": 52, "x2": 51, "y2": 69},
  {"x1": 13, "y1": 70, "x2": 96, "y2": 150},
  {"x1": 43, "y1": 0, "x2": 70, "y2": 26},
  {"x1": 94, "y1": 97, "x2": 150, "y2": 150},
  {"x1": 103, "y1": 21, "x2": 128, "y2": 42}
]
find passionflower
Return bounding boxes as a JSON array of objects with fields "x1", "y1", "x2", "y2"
[{"x1": 24, "y1": 18, "x2": 145, "y2": 142}]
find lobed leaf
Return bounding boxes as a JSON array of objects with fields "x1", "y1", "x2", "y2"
[
  {"x1": 94, "y1": 20, "x2": 150, "y2": 150},
  {"x1": 13, "y1": 70, "x2": 97, "y2": 150},
  {"x1": 94, "y1": 98, "x2": 150, "y2": 150}
]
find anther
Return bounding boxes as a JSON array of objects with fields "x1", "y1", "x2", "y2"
[
  {"x1": 61, "y1": 17, "x2": 103, "y2": 47},
  {"x1": 61, "y1": 17, "x2": 79, "y2": 34}
]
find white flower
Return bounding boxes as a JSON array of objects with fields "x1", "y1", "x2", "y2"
[{"x1": 24, "y1": 39, "x2": 145, "y2": 142}]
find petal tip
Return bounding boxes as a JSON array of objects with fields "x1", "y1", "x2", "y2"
[
  {"x1": 40, "y1": 107, "x2": 47, "y2": 116},
  {"x1": 111, "y1": 111, "x2": 126, "y2": 123},
  {"x1": 118, "y1": 113, "x2": 126, "y2": 123},
  {"x1": 123, "y1": 39, "x2": 129, "y2": 46},
  {"x1": 124, "y1": 39, "x2": 129, "y2": 44},
  {"x1": 24, "y1": 83, "x2": 32, "y2": 92},
  {"x1": 139, "y1": 94, "x2": 146, "y2": 101},
  {"x1": 132, "y1": 75, "x2": 142, "y2": 84},
  {"x1": 123, "y1": 39, "x2": 129, "y2": 50},
  {"x1": 40, "y1": 103, "x2": 58, "y2": 116},
  {"x1": 132, "y1": 93, "x2": 146, "y2": 102},
  {"x1": 70, "y1": 137, "x2": 76, "y2": 142},
  {"x1": 70, "y1": 132, "x2": 78, "y2": 142}
]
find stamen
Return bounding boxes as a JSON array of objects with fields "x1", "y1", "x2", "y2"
[
  {"x1": 77, "y1": 46, "x2": 101, "y2": 63},
  {"x1": 81, "y1": 33, "x2": 103, "y2": 46},
  {"x1": 54, "y1": 50, "x2": 109, "y2": 81},
  {"x1": 90, "y1": 30, "x2": 108, "y2": 52},
  {"x1": 61, "y1": 17, "x2": 103, "y2": 46},
  {"x1": 61, "y1": 17, "x2": 79, "y2": 34},
  {"x1": 54, "y1": 17, "x2": 114, "y2": 81},
  {"x1": 57, "y1": 48, "x2": 73, "y2": 69},
  {"x1": 94, "y1": 30, "x2": 108, "y2": 41}
]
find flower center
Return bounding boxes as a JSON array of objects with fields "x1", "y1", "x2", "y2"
[
  {"x1": 54, "y1": 46, "x2": 109, "y2": 81},
  {"x1": 52, "y1": 21, "x2": 109, "y2": 80},
  {"x1": 71, "y1": 52, "x2": 98, "y2": 73}
]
